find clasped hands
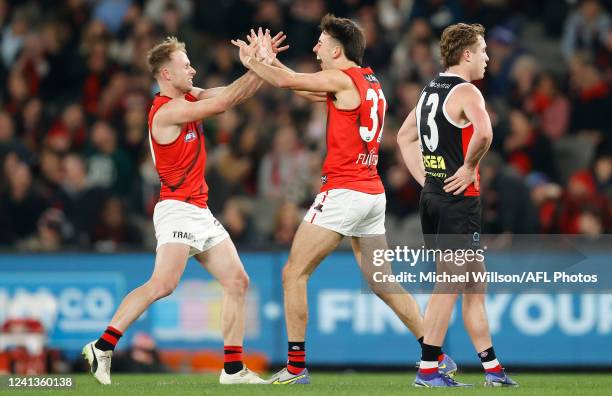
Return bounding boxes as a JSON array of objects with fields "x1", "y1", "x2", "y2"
[{"x1": 231, "y1": 27, "x2": 289, "y2": 67}]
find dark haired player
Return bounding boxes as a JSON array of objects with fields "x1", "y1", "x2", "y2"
[{"x1": 234, "y1": 16, "x2": 456, "y2": 384}]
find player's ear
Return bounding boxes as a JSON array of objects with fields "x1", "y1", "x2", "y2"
[
  {"x1": 160, "y1": 66, "x2": 171, "y2": 81},
  {"x1": 332, "y1": 45, "x2": 342, "y2": 59},
  {"x1": 464, "y1": 48, "x2": 472, "y2": 63}
]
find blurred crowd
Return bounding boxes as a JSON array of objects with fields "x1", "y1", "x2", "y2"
[{"x1": 0, "y1": 0, "x2": 610, "y2": 252}]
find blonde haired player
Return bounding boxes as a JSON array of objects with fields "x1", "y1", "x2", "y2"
[
  {"x1": 397, "y1": 23, "x2": 517, "y2": 387},
  {"x1": 82, "y1": 32, "x2": 285, "y2": 385}
]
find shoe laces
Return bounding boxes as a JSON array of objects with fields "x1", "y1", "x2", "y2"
[{"x1": 441, "y1": 374, "x2": 459, "y2": 385}]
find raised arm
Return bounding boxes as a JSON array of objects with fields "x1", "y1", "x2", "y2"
[
  {"x1": 244, "y1": 58, "x2": 350, "y2": 93},
  {"x1": 397, "y1": 108, "x2": 425, "y2": 187},
  {"x1": 272, "y1": 58, "x2": 327, "y2": 102},
  {"x1": 192, "y1": 30, "x2": 290, "y2": 101},
  {"x1": 155, "y1": 40, "x2": 264, "y2": 126},
  {"x1": 190, "y1": 86, "x2": 226, "y2": 100},
  {"x1": 156, "y1": 71, "x2": 262, "y2": 126}
]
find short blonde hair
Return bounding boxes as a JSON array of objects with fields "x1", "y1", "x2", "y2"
[
  {"x1": 146, "y1": 36, "x2": 186, "y2": 77},
  {"x1": 440, "y1": 23, "x2": 485, "y2": 69}
]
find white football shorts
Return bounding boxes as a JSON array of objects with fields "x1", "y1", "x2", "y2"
[
  {"x1": 303, "y1": 188, "x2": 386, "y2": 237},
  {"x1": 153, "y1": 199, "x2": 229, "y2": 257}
]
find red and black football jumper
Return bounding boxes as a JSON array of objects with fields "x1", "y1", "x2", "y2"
[{"x1": 416, "y1": 73, "x2": 482, "y2": 246}]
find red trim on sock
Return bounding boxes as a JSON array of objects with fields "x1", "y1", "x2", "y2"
[
  {"x1": 224, "y1": 354, "x2": 243, "y2": 362},
  {"x1": 485, "y1": 365, "x2": 503, "y2": 373},
  {"x1": 223, "y1": 346, "x2": 243, "y2": 363},
  {"x1": 107, "y1": 326, "x2": 123, "y2": 336},
  {"x1": 224, "y1": 345, "x2": 243, "y2": 352},
  {"x1": 418, "y1": 367, "x2": 439, "y2": 374},
  {"x1": 438, "y1": 354, "x2": 445, "y2": 362},
  {"x1": 101, "y1": 332, "x2": 118, "y2": 346},
  {"x1": 287, "y1": 364, "x2": 304, "y2": 375}
]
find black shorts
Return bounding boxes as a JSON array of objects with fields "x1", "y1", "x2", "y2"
[{"x1": 419, "y1": 192, "x2": 481, "y2": 249}]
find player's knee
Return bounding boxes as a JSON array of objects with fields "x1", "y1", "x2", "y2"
[
  {"x1": 282, "y1": 256, "x2": 312, "y2": 285},
  {"x1": 221, "y1": 270, "x2": 249, "y2": 295},
  {"x1": 147, "y1": 277, "x2": 178, "y2": 300},
  {"x1": 462, "y1": 292, "x2": 485, "y2": 305},
  {"x1": 282, "y1": 263, "x2": 304, "y2": 287}
]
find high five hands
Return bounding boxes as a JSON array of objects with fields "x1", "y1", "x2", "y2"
[{"x1": 231, "y1": 27, "x2": 289, "y2": 67}]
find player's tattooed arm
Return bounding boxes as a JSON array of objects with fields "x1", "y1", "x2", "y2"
[{"x1": 397, "y1": 108, "x2": 426, "y2": 187}]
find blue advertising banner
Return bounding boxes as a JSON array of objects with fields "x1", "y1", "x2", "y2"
[{"x1": 1, "y1": 253, "x2": 611, "y2": 366}]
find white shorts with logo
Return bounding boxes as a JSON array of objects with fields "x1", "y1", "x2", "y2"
[
  {"x1": 153, "y1": 199, "x2": 229, "y2": 257},
  {"x1": 303, "y1": 189, "x2": 386, "y2": 237}
]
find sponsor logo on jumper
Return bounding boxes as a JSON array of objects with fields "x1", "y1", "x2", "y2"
[
  {"x1": 321, "y1": 175, "x2": 328, "y2": 185},
  {"x1": 429, "y1": 81, "x2": 452, "y2": 89},
  {"x1": 423, "y1": 155, "x2": 446, "y2": 169},
  {"x1": 364, "y1": 74, "x2": 378, "y2": 83},
  {"x1": 357, "y1": 152, "x2": 379, "y2": 166},
  {"x1": 184, "y1": 131, "x2": 197, "y2": 142}
]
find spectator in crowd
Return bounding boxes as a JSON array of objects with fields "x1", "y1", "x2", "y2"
[
  {"x1": 46, "y1": 103, "x2": 88, "y2": 152},
  {"x1": 480, "y1": 151, "x2": 540, "y2": 234},
  {"x1": 17, "y1": 208, "x2": 67, "y2": 252},
  {"x1": 483, "y1": 26, "x2": 522, "y2": 99},
  {"x1": 503, "y1": 109, "x2": 557, "y2": 181},
  {"x1": 35, "y1": 147, "x2": 63, "y2": 202},
  {"x1": 1, "y1": 8, "x2": 28, "y2": 68},
  {"x1": 525, "y1": 71, "x2": 571, "y2": 139},
  {"x1": 220, "y1": 197, "x2": 260, "y2": 248},
  {"x1": 271, "y1": 201, "x2": 301, "y2": 247},
  {"x1": 85, "y1": 121, "x2": 134, "y2": 195},
  {"x1": 557, "y1": 141, "x2": 612, "y2": 234},
  {"x1": 0, "y1": 161, "x2": 49, "y2": 244},
  {"x1": 0, "y1": 110, "x2": 29, "y2": 162},
  {"x1": 568, "y1": 59, "x2": 610, "y2": 134},
  {"x1": 508, "y1": 54, "x2": 540, "y2": 109},
  {"x1": 562, "y1": 0, "x2": 611, "y2": 61},
  {"x1": 91, "y1": 196, "x2": 142, "y2": 251},
  {"x1": 56, "y1": 153, "x2": 108, "y2": 246},
  {"x1": 258, "y1": 124, "x2": 310, "y2": 204}
]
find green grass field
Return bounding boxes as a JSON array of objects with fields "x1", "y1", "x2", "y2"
[{"x1": 4, "y1": 373, "x2": 611, "y2": 395}]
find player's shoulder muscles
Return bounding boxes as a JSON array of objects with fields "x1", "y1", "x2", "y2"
[
  {"x1": 445, "y1": 83, "x2": 485, "y2": 124},
  {"x1": 455, "y1": 83, "x2": 485, "y2": 109},
  {"x1": 459, "y1": 84, "x2": 491, "y2": 133}
]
